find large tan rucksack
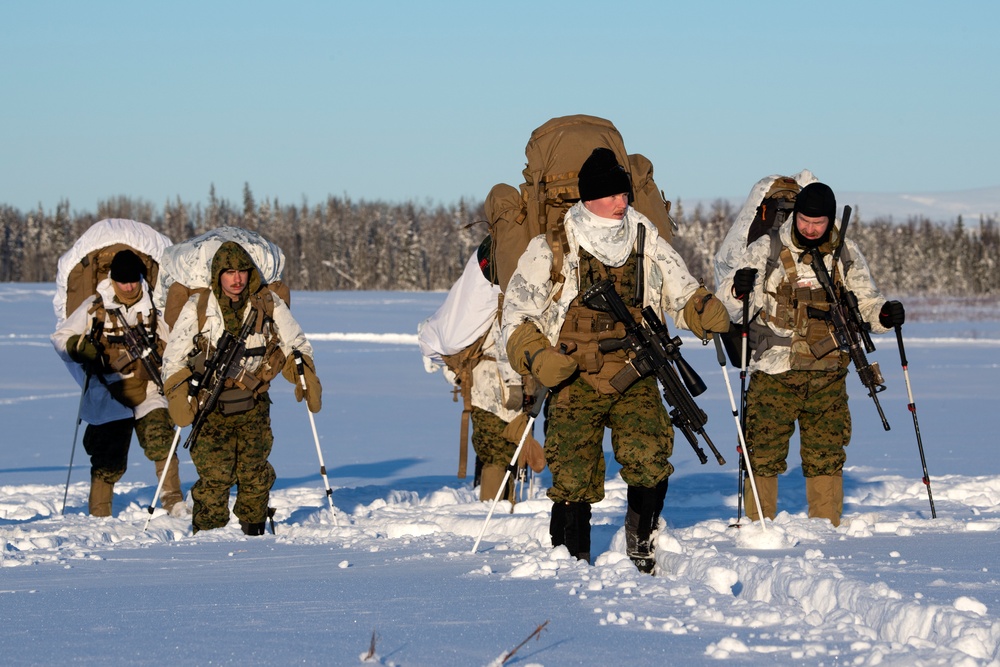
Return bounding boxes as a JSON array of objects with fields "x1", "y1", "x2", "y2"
[
  {"x1": 54, "y1": 218, "x2": 172, "y2": 325},
  {"x1": 487, "y1": 114, "x2": 675, "y2": 292},
  {"x1": 63, "y1": 244, "x2": 160, "y2": 320}
]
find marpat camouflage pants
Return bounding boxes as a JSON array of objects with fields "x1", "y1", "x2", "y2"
[
  {"x1": 134, "y1": 407, "x2": 176, "y2": 462},
  {"x1": 543, "y1": 375, "x2": 673, "y2": 504},
  {"x1": 190, "y1": 399, "x2": 276, "y2": 531},
  {"x1": 745, "y1": 368, "x2": 851, "y2": 477},
  {"x1": 471, "y1": 407, "x2": 515, "y2": 467}
]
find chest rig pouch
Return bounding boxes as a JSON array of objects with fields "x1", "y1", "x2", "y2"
[
  {"x1": 558, "y1": 248, "x2": 642, "y2": 395},
  {"x1": 189, "y1": 292, "x2": 284, "y2": 416},
  {"x1": 764, "y1": 247, "x2": 846, "y2": 371},
  {"x1": 89, "y1": 300, "x2": 158, "y2": 408}
]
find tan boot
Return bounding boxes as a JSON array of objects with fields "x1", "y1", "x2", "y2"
[
  {"x1": 89, "y1": 476, "x2": 114, "y2": 517},
  {"x1": 806, "y1": 474, "x2": 844, "y2": 527},
  {"x1": 155, "y1": 457, "x2": 186, "y2": 515},
  {"x1": 479, "y1": 464, "x2": 512, "y2": 502},
  {"x1": 744, "y1": 475, "x2": 778, "y2": 521}
]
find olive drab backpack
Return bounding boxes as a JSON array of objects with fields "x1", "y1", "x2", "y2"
[{"x1": 486, "y1": 114, "x2": 675, "y2": 292}]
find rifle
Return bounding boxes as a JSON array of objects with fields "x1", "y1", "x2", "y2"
[
  {"x1": 580, "y1": 279, "x2": 725, "y2": 466},
  {"x1": 179, "y1": 307, "x2": 258, "y2": 450},
  {"x1": 107, "y1": 309, "x2": 164, "y2": 392},
  {"x1": 805, "y1": 205, "x2": 890, "y2": 430}
]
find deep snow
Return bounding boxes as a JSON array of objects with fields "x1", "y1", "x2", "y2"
[{"x1": 2, "y1": 284, "x2": 1000, "y2": 666}]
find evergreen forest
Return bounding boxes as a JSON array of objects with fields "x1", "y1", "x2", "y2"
[{"x1": 2, "y1": 184, "x2": 997, "y2": 297}]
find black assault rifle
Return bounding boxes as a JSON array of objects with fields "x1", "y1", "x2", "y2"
[
  {"x1": 180, "y1": 307, "x2": 258, "y2": 450},
  {"x1": 107, "y1": 309, "x2": 164, "y2": 392},
  {"x1": 805, "y1": 205, "x2": 890, "y2": 430},
  {"x1": 581, "y1": 279, "x2": 725, "y2": 466}
]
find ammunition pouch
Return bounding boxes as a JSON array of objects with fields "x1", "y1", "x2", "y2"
[
  {"x1": 216, "y1": 386, "x2": 257, "y2": 416},
  {"x1": 559, "y1": 306, "x2": 633, "y2": 395},
  {"x1": 107, "y1": 376, "x2": 149, "y2": 408}
]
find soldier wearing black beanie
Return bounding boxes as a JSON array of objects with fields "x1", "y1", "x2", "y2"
[
  {"x1": 792, "y1": 182, "x2": 837, "y2": 249},
  {"x1": 109, "y1": 249, "x2": 146, "y2": 284}
]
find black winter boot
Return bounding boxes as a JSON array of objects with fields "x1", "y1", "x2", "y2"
[
  {"x1": 549, "y1": 501, "x2": 568, "y2": 549},
  {"x1": 625, "y1": 480, "x2": 669, "y2": 574},
  {"x1": 563, "y1": 501, "x2": 592, "y2": 563},
  {"x1": 240, "y1": 520, "x2": 266, "y2": 536}
]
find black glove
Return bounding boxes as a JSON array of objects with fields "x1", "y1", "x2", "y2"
[
  {"x1": 879, "y1": 300, "x2": 905, "y2": 328},
  {"x1": 732, "y1": 268, "x2": 758, "y2": 301}
]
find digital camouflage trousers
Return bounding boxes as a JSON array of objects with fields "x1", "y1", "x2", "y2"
[
  {"x1": 189, "y1": 399, "x2": 275, "y2": 532},
  {"x1": 543, "y1": 375, "x2": 674, "y2": 504},
  {"x1": 85, "y1": 407, "x2": 175, "y2": 483},
  {"x1": 745, "y1": 368, "x2": 851, "y2": 478},
  {"x1": 471, "y1": 406, "x2": 515, "y2": 467}
]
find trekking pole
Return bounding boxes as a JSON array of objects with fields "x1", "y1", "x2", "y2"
[
  {"x1": 735, "y1": 297, "x2": 751, "y2": 523},
  {"x1": 60, "y1": 372, "x2": 92, "y2": 515},
  {"x1": 894, "y1": 325, "x2": 936, "y2": 518},
  {"x1": 143, "y1": 426, "x2": 183, "y2": 531},
  {"x1": 471, "y1": 386, "x2": 548, "y2": 554},
  {"x1": 715, "y1": 336, "x2": 766, "y2": 529},
  {"x1": 294, "y1": 351, "x2": 338, "y2": 525}
]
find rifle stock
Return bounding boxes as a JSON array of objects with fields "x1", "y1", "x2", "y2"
[{"x1": 581, "y1": 279, "x2": 724, "y2": 466}]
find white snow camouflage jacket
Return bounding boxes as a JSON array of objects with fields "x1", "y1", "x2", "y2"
[
  {"x1": 51, "y1": 277, "x2": 169, "y2": 423},
  {"x1": 161, "y1": 285, "x2": 312, "y2": 387},
  {"x1": 716, "y1": 217, "x2": 890, "y2": 376},
  {"x1": 501, "y1": 202, "x2": 702, "y2": 353}
]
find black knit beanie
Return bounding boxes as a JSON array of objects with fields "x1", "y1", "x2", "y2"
[
  {"x1": 109, "y1": 249, "x2": 146, "y2": 283},
  {"x1": 794, "y1": 182, "x2": 837, "y2": 222},
  {"x1": 578, "y1": 147, "x2": 631, "y2": 202},
  {"x1": 792, "y1": 182, "x2": 837, "y2": 248}
]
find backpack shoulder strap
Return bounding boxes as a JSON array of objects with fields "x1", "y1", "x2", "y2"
[
  {"x1": 764, "y1": 228, "x2": 784, "y2": 285},
  {"x1": 440, "y1": 328, "x2": 492, "y2": 480}
]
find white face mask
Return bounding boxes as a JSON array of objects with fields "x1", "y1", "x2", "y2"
[{"x1": 567, "y1": 203, "x2": 637, "y2": 268}]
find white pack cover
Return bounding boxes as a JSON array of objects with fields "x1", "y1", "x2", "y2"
[
  {"x1": 154, "y1": 226, "x2": 285, "y2": 309},
  {"x1": 52, "y1": 218, "x2": 172, "y2": 326},
  {"x1": 713, "y1": 169, "x2": 817, "y2": 288}
]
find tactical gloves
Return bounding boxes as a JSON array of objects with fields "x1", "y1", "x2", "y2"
[
  {"x1": 683, "y1": 287, "x2": 732, "y2": 340},
  {"x1": 506, "y1": 322, "x2": 578, "y2": 388},
  {"x1": 164, "y1": 369, "x2": 197, "y2": 427},
  {"x1": 66, "y1": 334, "x2": 100, "y2": 365},
  {"x1": 879, "y1": 300, "x2": 905, "y2": 328},
  {"x1": 282, "y1": 353, "x2": 322, "y2": 413},
  {"x1": 732, "y1": 267, "x2": 758, "y2": 301}
]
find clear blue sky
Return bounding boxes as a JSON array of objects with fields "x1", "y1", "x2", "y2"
[{"x1": 2, "y1": 1, "x2": 996, "y2": 213}]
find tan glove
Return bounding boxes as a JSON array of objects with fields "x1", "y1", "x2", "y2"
[
  {"x1": 283, "y1": 353, "x2": 322, "y2": 413},
  {"x1": 502, "y1": 413, "x2": 546, "y2": 474},
  {"x1": 506, "y1": 322, "x2": 578, "y2": 388},
  {"x1": 164, "y1": 369, "x2": 197, "y2": 427},
  {"x1": 683, "y1": 287, "x2": 732, "y2": 341}
]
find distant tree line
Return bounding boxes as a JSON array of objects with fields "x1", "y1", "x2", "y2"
[{"x1": 1, "y1": 185, "x2": 997, "y2": 296}]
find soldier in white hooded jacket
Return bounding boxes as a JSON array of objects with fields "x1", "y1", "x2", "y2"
[
  {"x1": 716, "y1": 182, "x2": 904, "y2": 526},
  {"x1": 161, "y1": 240, "x2": 319, "y2": 535},
  {"x1": 52, "y1": 249, "x2": 185, "y2": 517}
]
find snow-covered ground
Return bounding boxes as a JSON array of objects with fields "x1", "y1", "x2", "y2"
[{"x1": 2, "y1": 283, "x2": 999, "y2": 666}]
